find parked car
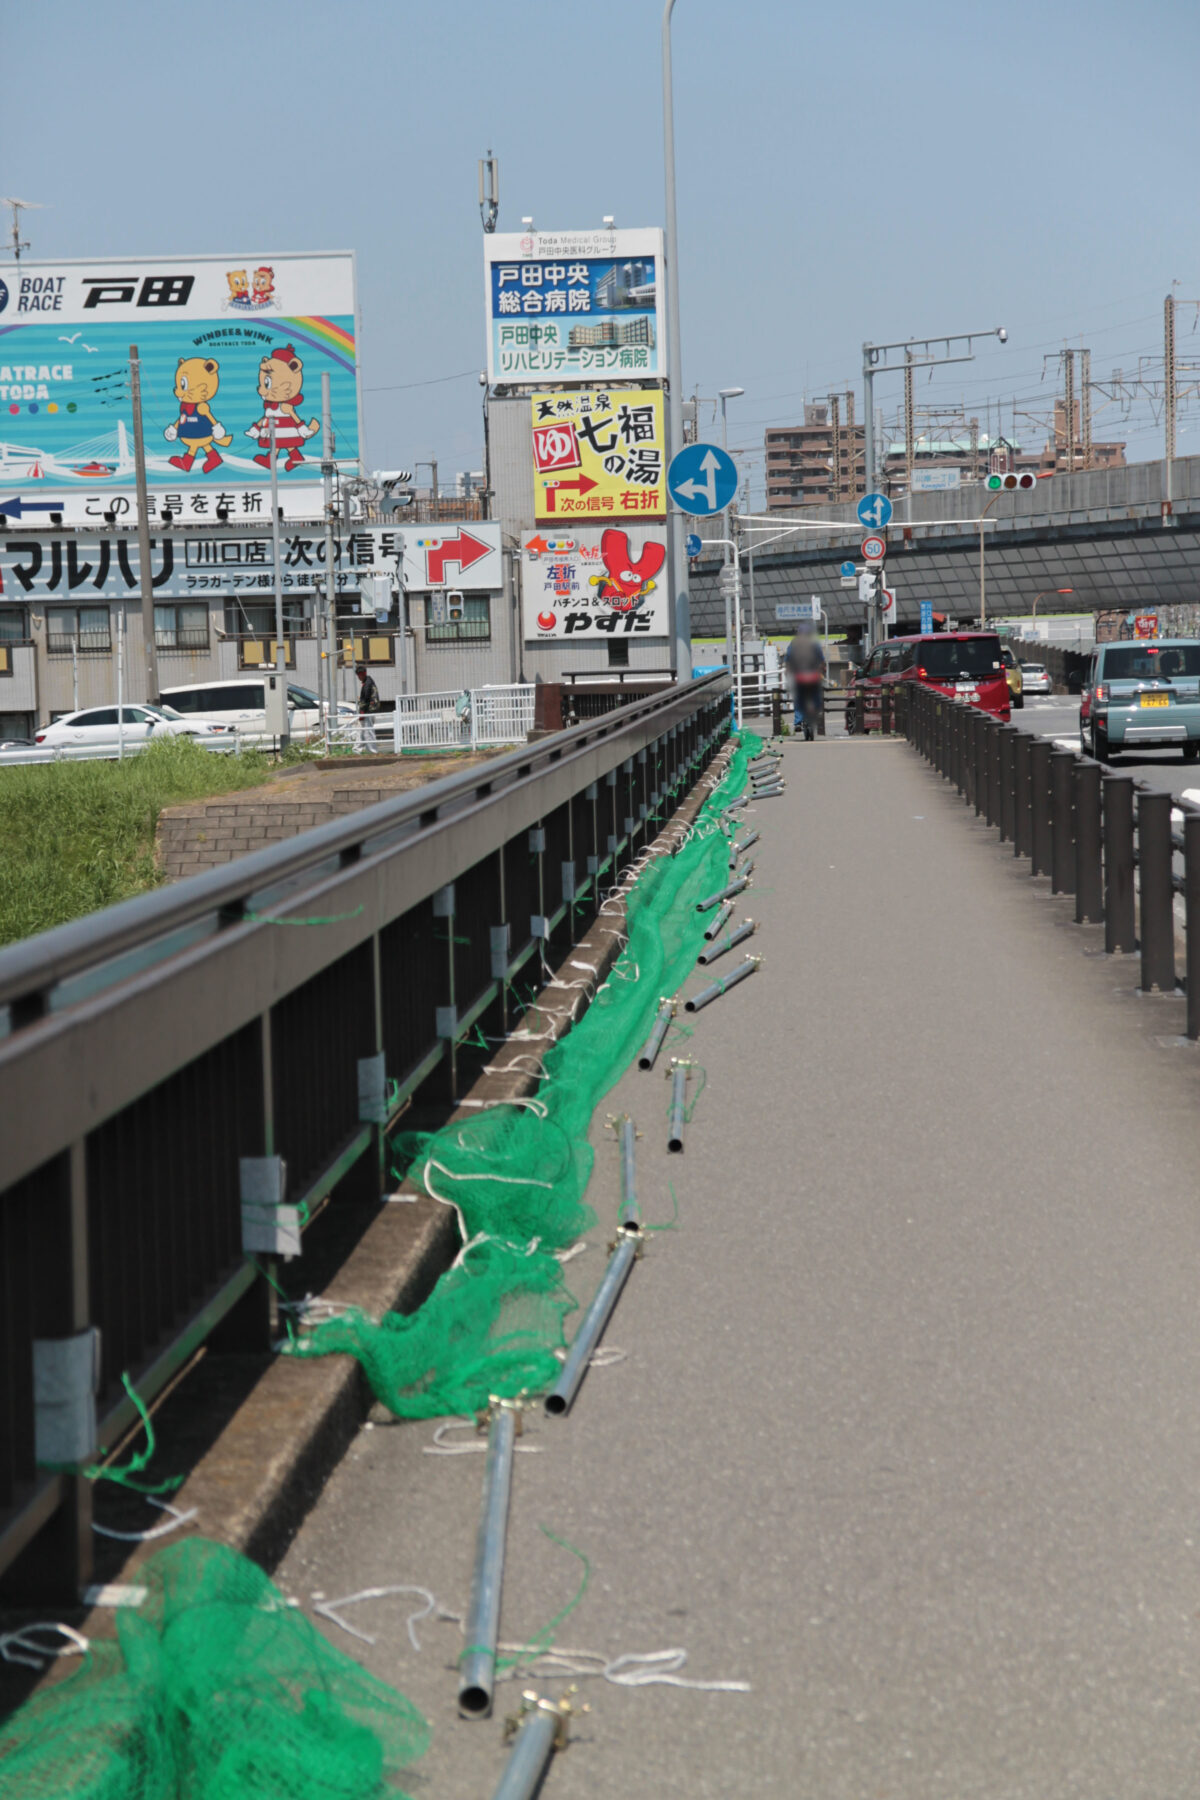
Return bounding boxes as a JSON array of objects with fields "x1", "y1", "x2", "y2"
[
  {"x1": 1020, "y1": 662, "x2": 1053, "y2": 696},
  {"x1": 158, "y1": 677, "x2": 355, "y2": 745},
  {"x1": 1080, "y1": 639, "x2": 1200, "y2": 761},
  {"x1": 848, "y1": 632, "x2": 1011, "y2": 733},
  {"x1": 34, "y1": 704, "x2": 230, "y2": 753},
  {"x1": 1002, "y1": 644, "x2": 1024, "y2": 709}
]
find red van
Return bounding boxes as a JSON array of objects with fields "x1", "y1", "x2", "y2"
[{"x1": 849, "y1": 632, "x2": 1011, "y2": 733}]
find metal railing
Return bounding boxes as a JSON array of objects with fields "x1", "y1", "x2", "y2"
[
  {"x1": 0, "y1": 672, "x2": 733, "y2": 1596},
  {"x1": 902, "y1": 682, "x2": 1200, "y2": 1025}
]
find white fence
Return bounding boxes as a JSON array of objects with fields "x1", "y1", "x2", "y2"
[{"x1": 331, "y1": 683, "x2": 535, "y2": 754}]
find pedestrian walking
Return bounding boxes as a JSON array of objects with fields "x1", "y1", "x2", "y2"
[{"x1": 355, "y1": 663, "x2": 380, "y2": 754}]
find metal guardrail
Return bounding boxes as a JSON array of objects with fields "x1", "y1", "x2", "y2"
[
  {"x1": 901, "y1": 682, "x2": 1200, "y2": 1029},
  {"x1": 0, "y1": 672, "x2": 733, "y2": 1598}
]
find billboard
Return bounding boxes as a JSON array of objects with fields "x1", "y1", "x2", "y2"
[
  {"x1": 0, "y1": 253, "x2": 358, "y2": 516},
  {"x1": 484, "y1": 228, "x2": 664, "y2": 384},
  {"x1": 531, "y1": 390, "x2": 665, "y2": 522},
  {"x1": 398, "y1": 521, "x2": 501, "y2": 591},
  {"x1": 521, "y1": 525, "x2": 669, "y2": 641}
]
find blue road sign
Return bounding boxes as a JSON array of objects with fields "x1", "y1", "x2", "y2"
[
  {"x1": 667, "y1": 442, "x2": 739, "y2": 516},
  {"x1": 839, "y1": 560, "x2": 856, "y2": 578},
  {"x1": 685, "y1": 532, "x2": 703, "y2": 558},
  {"x1": 857, "y1": 491, "x2": 893, "y2": 531},
  {"x1": 920, "y1": 600, "x2": 933, "y2": 634}
]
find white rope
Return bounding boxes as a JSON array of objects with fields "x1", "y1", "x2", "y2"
[
  {"x1": 495, "y1": 1643, "x2": 750, "y2": 1693},
  {"x1": 421, "y1": 1418, "x2": 541, "y2": 1457},
  {"x1": 313, "y1": 1585, "x2": 438, "y2": 1651},
  {"x1": 0, "y1": 1621, "x2": 89, "y2": 1671},
  {"x1": 93, "y1": 1498, "x2": 198, "y2": 1543}
]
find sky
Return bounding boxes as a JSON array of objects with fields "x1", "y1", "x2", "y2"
[{"x1": 5, "y1": 0, "x2": 1200, "y2": 503}]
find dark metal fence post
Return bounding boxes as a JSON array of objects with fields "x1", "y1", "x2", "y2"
[
  {"x1": 1013, "y1": 732, "x2": 1032, "y2": 858},
  {"x1": 1073, "y1": 760, "x2": 1103, "y2": 923},
  {"x1": 1049, "y1": 751, "x2": 1075, "y2": 894},
  {"x1": 1137, "y1": 790, "x2": 1175, "y2": 993},
  {"x1": 881, "y1": 683, "x2": 892, "y2": 736},
  {"x1": 771, "y1": 685, "x2": 781, "y2": 738},
  {"x1": 985, "y1": 721, "x2": 1001, "y2": 828},
  {"x1": 1103, "y1": 775, "x2": 1136, "y2": 953},
  {"x1": 999, "y1": 726, "x2": 1017, "y2": 842},
  {"x1": 972, "y1": 711, "x2": 985, "y2": 815},
  {"x1": 1029, "y1": 740, "x2": 1052, "y2": 875},
  {"x1": 1185, "y1": 810, "x2": 1200, "y2": 1038}
]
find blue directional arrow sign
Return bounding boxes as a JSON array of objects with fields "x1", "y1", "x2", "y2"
[
  {"x1": 667, "y1": 442, "x2": 739, "y2": 517},
  {"x1": 685, "y1": 532, "x2": 703, "y2": 558},
  {"x1": 857, "y1": 491, "x2": 893, "y2": 531},
  {"x1": 0, "y1": 495, "x2": 65, "y2": 520},
  {"x1": 839, "y1": 560, "x2": 856, "y2": 578}
]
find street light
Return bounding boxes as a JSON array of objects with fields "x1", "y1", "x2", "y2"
[
  {"x1": 718, "y1": 388, "x2": 744, "y2": 668},
  {"x1": 662, "y1": 0, "x2": 690, "y2": 681},
  {"x1": 1032, "y1": 587, "x2": 1073, "y2": 619}
]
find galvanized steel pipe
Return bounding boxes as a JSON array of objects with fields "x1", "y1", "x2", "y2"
[
  {"x1": 545, "y1": 1232, "x2": 638, "y2": 1417},
  {"x1": 684, "y1": 955, "x2": 760, "y2": 1012},
  {"x1": 703, "y1": 899, "x2": 734, "y2": 940},
  {"x1": 667, "y1": 1062, "x2": 689, "y2": 1152},
  {"x1": 733, "y1": 830, "x2": 760, "y2": 857},
  {"x1": 618, "y1": 1116, "x2": 638, "y2": 1230},
  {"x1": 637, "y1": 1001, "x2": 673, "y2": 1070},
  {"x1": 490, "y1": 1700, "x2": 563, "y2": 1798},
  {"x1": 696, "y1": 871, "x2": 751, "y2": 912},
  {"x1": 697, "y1": 918, "x2": 756, "y2": 965},
  {"x1": 458, "y1": 1407, "x2": 517, "y2": 1717}
]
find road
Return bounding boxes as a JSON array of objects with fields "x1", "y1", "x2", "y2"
[
  {"x1": 1014, "y1": 695, "x2": 1200, "y2": 803},
  {"x1": 278, "y1": 734, "x2": 1200, "y2": 1798}
]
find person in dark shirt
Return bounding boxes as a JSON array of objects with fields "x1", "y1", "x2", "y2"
[
  {"x1": 355, "y1": 664, "x2": 380, "y2": 753},
  {"x1": 784, "y1": 627, "x2": 826, "y2": 740}
]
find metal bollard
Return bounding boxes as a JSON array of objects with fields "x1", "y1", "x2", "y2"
[
  {"x1": 771, "y1": 687, "x2": 782, "y2": 737},
  {"x1": 999, "y1": 726, "x2": 1017, "y2": 843},
  {"x1": 986, "y1": 721, "x2": 1002, "y2": 829},
  {"x1": 1029, "y1": 740, "x2": 1052, "y2": 876},
  {"x1": 1049, "y1": 750, "x2": 1075, "y2": 894},
  {"x1": 1185, "y1": 811, "x2": 1200, "y2": 1039},
  {"x1": 1137, "y1": 790, "x2": 1175, "y2": 993},
  {"x1": 1073, "y1": 760, "x2": 1103, "y2": 924},
  {"x1": 1103, "y1": 775, "x2": 1136, "y2": 953},
  {"x1": 1013, "y1": 732, "x2": 1032, "y2": 859}
]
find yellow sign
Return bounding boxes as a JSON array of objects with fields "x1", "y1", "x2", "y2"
[{"x1": 531, "y1": 389, "x2": 665, "y2": 522}]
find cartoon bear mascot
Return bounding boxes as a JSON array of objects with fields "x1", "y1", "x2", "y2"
[{"x1": 245, "y1": 344, "x2": 320, "y2": 471}]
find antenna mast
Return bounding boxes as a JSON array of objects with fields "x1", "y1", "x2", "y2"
[{"x1": 0, "y1": 197, "x2": 44, "y2": 261}]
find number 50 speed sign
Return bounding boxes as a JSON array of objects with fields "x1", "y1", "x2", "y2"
[{"x1": 861, "y1": 534, "x2": 886, "y2": 563}]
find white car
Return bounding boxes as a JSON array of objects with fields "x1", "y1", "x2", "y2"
[
  {"x1": 159, "y1": 677, "x2": 357, "y2": 745},
  {"x1": 1020, "y1": 663, "x2": 1053, "y2": 695},
  {"x1": 34, "y1": 703, "x2": 231, "y2": 753}
]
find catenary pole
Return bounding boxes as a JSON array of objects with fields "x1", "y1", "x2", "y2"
[
  {"x1": 321, "y1": 372, "x2": 336, "y2": 750},
  {"x1": 663, "y1": 0, "x2": 691, "y2": 681}
]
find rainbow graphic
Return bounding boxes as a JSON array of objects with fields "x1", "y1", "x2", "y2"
[{"x1": 287, "y1": 315, "x2": 356, "y2": 373}]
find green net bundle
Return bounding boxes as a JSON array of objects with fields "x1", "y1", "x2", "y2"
[
  {"x1": 0, "y1": 1538, "x2": 430, "y2": 1800},
  {"x1": 286, "y1": 731, "x2": 754, "y2": 1418}
]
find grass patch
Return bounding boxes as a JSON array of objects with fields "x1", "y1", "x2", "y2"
[{"x1": 0, "y1": 738, "x2": 281, "y2": 948}]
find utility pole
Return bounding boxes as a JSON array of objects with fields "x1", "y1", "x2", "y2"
[
  {"x1": 829, "y1": 392, "x2": 842, "y2": 502},
  {"x1": 1080, "y1": 348, "x2": 1092, "y2": 471},
  {"x1": 1165, "y1": 293, "x2": 1177, "y2": 508},
  {"x1": 903, "y1": 354, "x2": 915, "y2": 497},
  {"x1": 969, "y1": 416, "x2": 980, "y2": 485},
  {"x1": 269, "y1": 417, "x2": 290, "y2": 748},
  {"x1": 128, "y1": 346, "x2": 159, "y2": 702},
  {"x1": 320, "y1": 370, "x2": 337, "y2": 747},
  {"x1": 662, "y1": 0, "x2": 691, "y2": 680},
  {"x1": 1063, "y1": 348, "x2": 1075, "y2": 476}
]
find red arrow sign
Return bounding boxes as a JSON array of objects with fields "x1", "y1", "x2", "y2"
[
  {"x1": 542, "y1": 474, "x2": 598, "y2": 513},
  {"x1": 525, "y1": 534, "x2": 552, "y2": 554},
  {"x1": 424, "y1": 529, "x2": 492, "y2": 585}
]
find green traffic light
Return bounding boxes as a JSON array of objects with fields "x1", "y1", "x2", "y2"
[{"x1": 987, "y1": 474, "x2": 1003, "y2": 490}]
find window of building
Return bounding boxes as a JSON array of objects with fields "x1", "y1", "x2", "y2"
[
  {"x1": 607, "y1": 639, "x2": 630, "y2": 668},
  {"x1": 0, "y1": 710, "x2": 33, "y2": 742},
  {"x1": 154, "y1": 603, "x2": 210, "y2": 650},
  {"x1": 423, "y1": 594, "x2": 490, "y2": 644},
  {"x1": 223, "y1": 597, "x2": 309, "y2": 636},
  {"x1": 47, "y1": 606, "x2": 110, "y2": 654},
  {"x1": 0, "y1": 607, "x2": 30, "y2": 641}
]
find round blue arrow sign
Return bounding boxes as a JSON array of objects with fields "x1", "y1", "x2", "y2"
[
  {"x1": 667, "y1": 442, "x2": 739, "y2": 517},
  {"x1": 839, "y1": 560, "x2": 856, "y2": 577},
  {"x1": 685, "y1": 533, "x2": 703, "y2": 558},
  {"x1": 857, "y1": 491, "x2": 893, "y2": 530}
]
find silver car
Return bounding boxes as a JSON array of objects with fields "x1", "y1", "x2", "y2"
[{"x1": 1020, "y1": 663, "x2": 1053, "y2": 695}]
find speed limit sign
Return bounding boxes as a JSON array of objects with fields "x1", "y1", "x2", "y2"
[{"x1": 861, "y1": 535, "x2": 886, "y2": 563}]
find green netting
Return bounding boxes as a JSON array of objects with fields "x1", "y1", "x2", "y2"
[
  {"x1": 286, "y1": 729, "x2": 754, "y2": 1418},
  {"x1": 0, "y1": 1538, "x2": 429, "y2": 1800}
]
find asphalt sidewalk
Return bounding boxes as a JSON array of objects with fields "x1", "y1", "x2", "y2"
[{"x1": 280, "y1": 734, "x2": 1200, "y2": 1799}]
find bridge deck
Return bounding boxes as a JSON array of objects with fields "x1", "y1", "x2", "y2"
[{"x1": 281, "y1": 735, "x2": 1200, "y2": 1797}]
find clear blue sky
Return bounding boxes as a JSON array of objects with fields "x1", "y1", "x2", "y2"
[{"x1": 6, "y1": 0, "x2": 1198, "y2": 498}]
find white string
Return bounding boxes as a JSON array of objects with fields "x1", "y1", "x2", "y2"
[
  {"x1": 93, "y1": 1498, "x2": 198, "y2": 1543},
  {"x1": 495, "y1": 1643, "x2": 750, "y2": 1693},
  {"x1": 0, "y1": 1621, "x2": 90, "y2": 1671},
  {"x1": 313, "y1": 1586, "x2": 438, "y2": 1651},
  {"x1": 421, "y1": 1419, "x2": 541, "y2": 1456}
]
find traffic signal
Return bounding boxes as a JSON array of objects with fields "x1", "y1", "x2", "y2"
[
  {"x1": 986, "y1": 471, "x2": 1036, "y2": 491},
  {"x1": 446, "y1": 589, "x2": 466, "y2": 623}
]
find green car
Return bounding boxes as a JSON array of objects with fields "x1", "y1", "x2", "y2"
[{"x1": 1081, "y1": 639, "x2": 1200, "y2": 761}]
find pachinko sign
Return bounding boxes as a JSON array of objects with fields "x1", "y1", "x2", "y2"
[
  {"x1": 0, "y1": 252, "x2": 359, "y2": 497},
  {"x1": 530, "y1": 388, "x2": 665, "y2": 522},
  {"x1": 521, "y1": 526, "x2": 669, "y2": 641},
  {"x1": 484, "y1": 227, "x2": 664, "y2": 383}
]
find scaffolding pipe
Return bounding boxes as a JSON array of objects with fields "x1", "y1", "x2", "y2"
[
  {"x1": 750, "y1": 784, "x2": 783, "y2": 800},
  {"x1": 491, "y1": 1701, "x2": 566, "y2": 1800},
  {"x1": 637, "y1": 1001, "x2": 674, "y2": 1070},
  {"x1": 696, "y1": 872, "x2": 751, "y2": 912},
  {"x1": 697, "y1": 918, "x2": 756, "y2": 965},
  {"x1": 703, "y1": 899, "x2": 734, "y2": 940},
  {"x1": 684, "y1": 956, "x2": 761, "y2": 1012},
  {"x1": 733, "y1": 831, "x2": 760, "y2": 857},
  {"x1": 544, "y1": 1233, "x2": 638, "y2": 1417},
  {"x1": 667, "y1": 1062, "x2": 690, "y2": 1152},
  {"x1": 618, "y1": 1116, "x2": 638, "y2": 1229},
  {"x1": 458, "y1": 1408, "x2": 517, "y2": 1717}
]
